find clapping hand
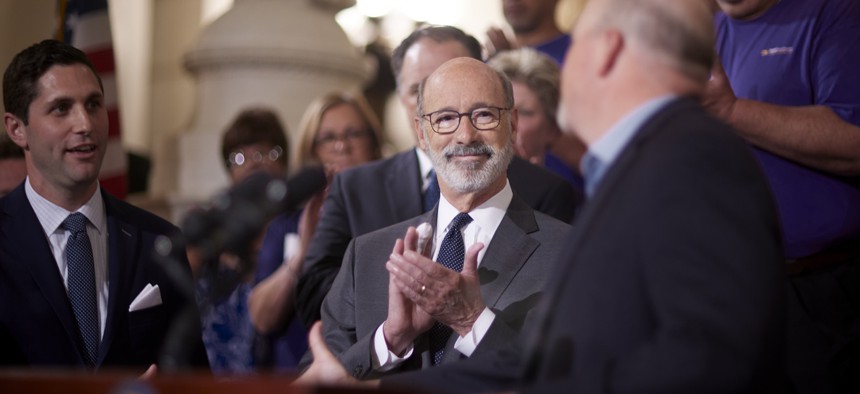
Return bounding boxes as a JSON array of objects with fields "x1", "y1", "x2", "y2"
[{"x1": 387, "y1": 229, "x2": 486, "y2": 337}]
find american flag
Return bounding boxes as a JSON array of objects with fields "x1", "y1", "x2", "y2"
[{"x1": 56, "y1": 0, "x2": 127, "y2": 199}]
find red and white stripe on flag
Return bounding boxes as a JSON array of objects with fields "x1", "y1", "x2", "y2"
[{"x1": 56, "y1": 0, "x2": 127, "y2": 199}]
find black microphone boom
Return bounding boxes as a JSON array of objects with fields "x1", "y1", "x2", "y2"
[
  {"x1": 281, "y1": 165, "x2": 329, "y2": 212},
  {"x1": 181, "y1": 165, "x2": 327, "y2": 259}
]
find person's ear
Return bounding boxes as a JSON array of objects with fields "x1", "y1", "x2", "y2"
[
  {"x1": 596, "y1": 29, "x2": 624, "y2": 77},
  {"x1": 414, "y1": 117, "x2": 428, "y2": 151},
  {"x1": 508, "y1": 107, "x2": 519, "y2": 142},
  {"x1": 4, "y1": 113, "x2": 28, "y2": 150}
]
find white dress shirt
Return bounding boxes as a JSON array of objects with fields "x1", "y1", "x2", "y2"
[
  {"x1": 25, "y1": 178, "x2": 109, "y2": 339},
  {"x1": 372, "y1": 180, "x2": 513, "y2": 370}
]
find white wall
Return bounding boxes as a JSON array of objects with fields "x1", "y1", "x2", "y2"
[{"x1": 0, "y1": 0, "x2": 54, "y2": 115}]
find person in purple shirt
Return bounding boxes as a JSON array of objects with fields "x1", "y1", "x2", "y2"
[
  {"x1": 251, "y1": 209, "x2": 308, "y2": 371},
  {"x1": 706, "y1": 0, "x2": 860, "y2": 392},
  {"x1": 486, "y1": 0, "x2": 571, "y2": 65}
]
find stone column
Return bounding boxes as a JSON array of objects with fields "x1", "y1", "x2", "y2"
[{"x1": 169, "y1": 0, "x2": 369, "y2": 221}]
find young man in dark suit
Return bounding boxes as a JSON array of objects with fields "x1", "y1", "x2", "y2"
[
  {"x1": 297, "y1": 26, "x2": 579, "y2": 327},
  {"x1": 298, "y1": 0, "x2": 785, "y2": 391},
  {"x1": 0, "y1": 40, "x2": 207, "y2": 372}
]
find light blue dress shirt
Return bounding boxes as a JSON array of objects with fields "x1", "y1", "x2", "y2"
[{"x1": 580, "y1": 95, "x2": 676, "y2": 198}]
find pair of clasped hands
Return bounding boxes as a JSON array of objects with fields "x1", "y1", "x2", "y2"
[{"x1": 298, "y1": 223, "x2": 487, "y2": 387}]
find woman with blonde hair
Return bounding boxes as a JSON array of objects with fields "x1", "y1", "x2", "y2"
[
  {"x1": 295, "y1": 92, "x2": 384, "y2": 171},
  {"x1": 249, "y1": 91, "x2": 385, "y2": 372}
]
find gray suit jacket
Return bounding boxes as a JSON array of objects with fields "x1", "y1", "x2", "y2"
[
  {"x1": 321, "y1": 195, "x2": 570, "y2": 379},
  {"x1": 297, "y1": 150, "x2": 580, "y2": 327}
]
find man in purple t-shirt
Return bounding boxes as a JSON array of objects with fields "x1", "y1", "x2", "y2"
[
  {"x1": 486, "y1": 0, "x2": 571, "y2": 65},
  {"x1": 706, "y1": 0, "x2": 860, "y2": 392}
]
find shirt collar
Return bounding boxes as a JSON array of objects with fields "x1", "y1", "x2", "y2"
[
  {"x1": 25, "y1": 177, "x2": 107, "y2": 236},
  {"x1": 581, "y1": 95, "x2": 675, "y2": 196},
  {"x1": 437, "y1": 179, "x2": 512, "y2": 235},
  {"x1": 415, "y1": 147, "x2": 434, "y2": 180}
]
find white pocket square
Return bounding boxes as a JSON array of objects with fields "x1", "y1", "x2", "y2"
[{"x1": 129, "y1": 283, "x2": 162, "y2": 312}]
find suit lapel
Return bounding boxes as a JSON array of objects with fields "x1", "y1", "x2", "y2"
[
  {"x1": 436, "y1": 197, "x2": 539, "y2": 364},
  {"x1": 387, "y1": 150, "x2": 424, "y2": 221},
  {"x1": 559, "y1": 98, "x2": 690, "y2": 269},
  {"x1": 97, "y1": 193, "x2": 140, "y2": 365},
  {"x1": 2, "y1": 186, "x2": 85, "y2": 363},
  {"x1": 476, "y1": 197, "x2": 539, "y2": 307}
]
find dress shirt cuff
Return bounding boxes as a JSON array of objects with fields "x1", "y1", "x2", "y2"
[
  {"x1": 372, "y1": 322, "x2": 414, "y2": 371},
  {"x1": 453, "y1": 308, "x2": 496, "y2": 357}
]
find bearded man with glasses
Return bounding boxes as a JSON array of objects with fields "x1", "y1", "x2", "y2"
[
  {"x1": 315, "y1": 57, "x2": 570, "y2": 380},
  {"x1": 296, "y1": 26, "x2": 579, "y2": 330}
]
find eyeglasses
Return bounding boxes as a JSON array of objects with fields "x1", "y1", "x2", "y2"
[
  {"x1": 421, "y1": 107, "x2": 510, "y2": 134},
  {"x1": 314, "y1": 129, "x2": 369, "y2": 148},
  {"x1": 227, "y1": 146, "x2": 283, "y2": 168}
]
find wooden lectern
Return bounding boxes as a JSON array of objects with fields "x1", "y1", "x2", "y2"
[{"x1": 0, "y1": 369, "x2": 411, "y2": 394}]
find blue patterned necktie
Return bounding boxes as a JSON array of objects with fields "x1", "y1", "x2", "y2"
[
  {"x1": 423, "y1": 170, "x2": 440, "y2": 213},
  {"x1": 62, "y1": 212, "x2": 100, "y2": 367},
  {"x1": 428, "y1": 212, "x2": 473, "y2": 365}
]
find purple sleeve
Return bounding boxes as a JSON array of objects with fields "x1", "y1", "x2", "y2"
[
  {"x1": 811, "y1": 0, "x2": 860, "y2": 125},
  {"x1": 254, "y1": 210, "x2": 302, "y2": 284}
]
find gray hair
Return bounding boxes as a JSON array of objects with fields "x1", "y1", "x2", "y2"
[
  {"x1": 595, "y1": 0, "x2": 715, "y2": 82},
  {"x1": 487, "y1": 47, "x2": 560, "y2": 122}
]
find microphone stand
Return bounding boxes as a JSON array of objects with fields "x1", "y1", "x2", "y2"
[{"x1": 151, "y1": 168, "x2": 326, "y2": 372}]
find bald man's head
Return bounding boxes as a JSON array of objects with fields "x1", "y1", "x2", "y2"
[
  {"x1": 583, "y1": 0, "x2": 715, "y2": 82},
  {"x1": 417, "y1": 58, "x2": 514, "y2": 118}
]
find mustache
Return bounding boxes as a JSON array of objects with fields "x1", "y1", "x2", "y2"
[{"x1": 444, "y1": 143, "x2": 494, "y2": 158}]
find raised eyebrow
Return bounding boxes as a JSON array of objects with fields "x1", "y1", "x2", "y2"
[
  {"x1": 468, "y1": 103, "x2": 499, "y2": 112},
  {"x1": 45, "y1": 96, "x2": 74, "y2": 107},
  {"x1": 44, "y1": 91, "x2": 104, "y2": 106},
  {"x1": 87, "y1": 91, "x2": 105, "y2": 102},
  {"x1": 426, "y1": 106, "x2": 458, "y2": 114}
]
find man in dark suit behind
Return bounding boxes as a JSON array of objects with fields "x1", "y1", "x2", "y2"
[
  {"x1": 320, "y1": 57, "x2": 570, "y2": 379},
  {"x1": 297, "y1": 26, "x2": 579, "y2": 327},
  {"x1": 298, "y1": 0, "x2": 785, "y2": 391},
  {"x1": 0, "y1": 40, "x2": 207, "y2": 372}
]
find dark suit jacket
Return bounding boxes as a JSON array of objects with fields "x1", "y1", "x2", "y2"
[
  {"x1": 321, "y1": 195, "x2": 570, "y2": 379},
  {"x1": 0, "y1": 185, "x2": 208, "y2": 371},
  {"x1": 298, "y1": 150, "x2": 579, "y2": 326},
  {"x1": 382, "y1": 98, "x2": 785, "y2": 392}
]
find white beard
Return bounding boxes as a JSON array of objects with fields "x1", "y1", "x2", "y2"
[{"x1": 424, "y1": 129, "x2": 514, "y2": 194}]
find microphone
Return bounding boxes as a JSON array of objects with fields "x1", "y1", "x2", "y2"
[
  {"x1": 181, "y1": 165, "x2": 327, "y2": 259},
  {"x1": 280, "y1": 164, "x2": 329, "y2": 212},
  {"x1": 155, "y1": 166, "x2": 326, "y2": 371}
]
